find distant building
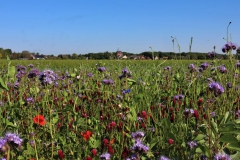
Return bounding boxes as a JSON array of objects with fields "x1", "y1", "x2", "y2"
[
  {"x1": 116, "y1": 50, "x2": 123, "y2": 59},
  {"x1": 122, "y1": 55, "x2": 127, "y2": 59}
]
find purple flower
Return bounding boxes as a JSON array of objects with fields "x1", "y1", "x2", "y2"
[
  {"x1": 200, "y1": 62, "x2": 209, "y2": 70},
  {"x1": 222, "y1": 42, "x2": 238, "y2": 53},
  {"x1": 28, "y1": 64, "x2": 34, "y2": 68},
  {"x1": 219, "y1": 65, "x2": 227, "y2": 73},
  {"x1": 5, "y1": 133, "x2": 22, "y2": 145},
  {"x1": 0, "y1": 101, "x2": 4, "y2": 107},
  {"x1": 201, "y1": 155, "x2": 207, "y2": 160},
  {"x1": 174, "y1": 94, "x2": 184, "y2": 100},
  {"x1": 235, "y1": 62, "x2": 240, "y2": 68},
  {"x1": 126, "y1": 154, "x2": 138, "y2": 160},
  {"x1": 187, "y1": 141, "x2": 197, "y2": 149},
  {"x1": 164, "y1": 66, "x2": 171, "y2": 70},
  {"x1": 122, "y1": 68, "x2": 130, "y2": 74},
  {"x1": 100, "y1": 152, "x2": 111, "y2": 160},
  {"x1": 39, "y1": 70, "x2": 58, "y2": 86},
  {"x1": 14, "y1": 81, "x2": 20, "y2": 89},
  {"x1": 188, "y1": 64, "x2": 196, "y2": 69},
  {"x1": 209, "y1": 82, "x2": 224, "y2": 96},
  {"x1": 16, "y1": 65, "x2": 27, "y2": 72},
  {"x1": 98, "y1": 67, "x2": 106, "y2": 72},
  {"x1": 237, "y1": 46, "x2": 240, "y2": 54},
  {"x1": 102, "y1": 79, "x2": 114, "y2": 85},
  {"x1": 160, "y1": 155, "x2": 171, "y2": 160},
  {"x1": 26, "y1": 97, "x2": 34, "y2": 104},
  {"x1": 131, "y1": 140, "x2": 149, "y2": 153},
  {"x1": 211, "y1": 112, "x2": 216, "y2": 117},
  {"x1": 28, "y1": 69, "x2": 41, "y2": 78},
  {"x1": 222, "y1": 46, "x2": 227, "y2": 53},
  {"x1": 214, "y1": 152, "x2": 231, "y2": 160},
  {"x1": 199, "y1": 67, "x2": 203, "y2": 72},
  {"x1": 29, "y1": 140, "x2": 35, "y2": 147},
  {"x1": 227, "y1": 82, "x2": 232, "y2": 89},
  {"x1": 87, "y1": 73, "x2": 93, "y2": 77},
  {"x1": 131, "y1": 131, "x2": 145, "y2": 141},
  {"x1": 119, "y1": 68, "x2": 132, "y2": 79},
  {"x1": 0, "y1": 138, "x2": 7, "y2": 150},
  {"x1": 207, "y1": 51, "x2": 216, "y2": 58}
]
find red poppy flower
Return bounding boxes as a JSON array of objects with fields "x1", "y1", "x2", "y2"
[
  {"x1": 33, "y1": 115, "x2": 46, "y2": 126},
  {"x1": 81, "y1": 130, "x2": 92, "y2": 141}
]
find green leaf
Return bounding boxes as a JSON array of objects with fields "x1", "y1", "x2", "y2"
[
  {"x1": 194, "y1": 134, "x2": 205, "y2": 141},
  {"x1": 8, "y1": 66, "x2": 15, "y2": 78},
  {"x1": 0, "y1": 77, "x2": 8, "y2": 90},
  {"x1": 224, "y1": 112, "x2": 230, "y2": 124},
  {"x1": 127, "y1": 78, "x2": 136, "y2": 86},
  {"x1": 150, "y1": 137, "x2": 159, "y2": 149},
  {"x1": 52, "y1": 113, "x2": 59, "y2": 124},
  {"x1": 227, "y1": 143, "x2": 240, "y2": 152},
  {"x1": 89, "y1": 137, "x2": 101, "y2": 148},
  {"x1": 6, "y1": 120, "x2": 17, "y2": 129},
  {"x1": 17, "y1": 156, "x2": 25, "y2": 160},
  {"x1": 230, "y1": 151, "x2": 240, "y2": 159},
  {"x1": 130, "y1": 107, "x2": 137, "y2": 121},
  {"x1": 211, "y1": 119, "x2": 218, "y2": 134},
  {"x1": 219, "y1": 135, "x2": 238, "y2": 144},
  {"x1": 235, "y1": 119, "x2": 240, "y2": 124},
  {"x1": 71, "y1": 73, "x2": 76, "y2": 77},
  {"x1": 195, "y1": 147, "x2": 203, "y2": 153}
]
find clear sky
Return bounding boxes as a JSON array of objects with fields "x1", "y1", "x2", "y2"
[{"x1": 0, "y1": 0, "x2": 240, "y2": 55}]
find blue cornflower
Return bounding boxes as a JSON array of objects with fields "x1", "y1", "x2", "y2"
[{"x1": 122, "y1": 89, "x2": 131, "y2": 94}]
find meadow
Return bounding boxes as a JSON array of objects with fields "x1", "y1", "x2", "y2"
[{"x1": 1, "y1": 55, "x2": 240, "y2": 160}]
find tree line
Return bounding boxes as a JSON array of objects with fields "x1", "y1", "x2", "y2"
[{"x1": 0, "y1": 47, "x2": 232, "y2": 60}]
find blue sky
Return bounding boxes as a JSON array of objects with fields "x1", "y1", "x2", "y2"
[{"x1": 0, "y1": 0, "x2": 240, "y2": 55}]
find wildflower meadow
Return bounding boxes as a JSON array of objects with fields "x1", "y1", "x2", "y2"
[{"x1": 1, "y1": 42, "x2": 240, "y2": 160}]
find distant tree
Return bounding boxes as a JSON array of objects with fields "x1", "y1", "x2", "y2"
[
  {"x1": 4, "y1": 49, "x2": 12, "y2": 55},
  {"x1": 190, "y1": 53, "x2": 198, "y2": 59},
  {"x1": 198, "y1": 54, "x2": 206, "y2": 60},
  {"x1": 72, "y1": 53, "x2": 78, "y2": 59}
]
